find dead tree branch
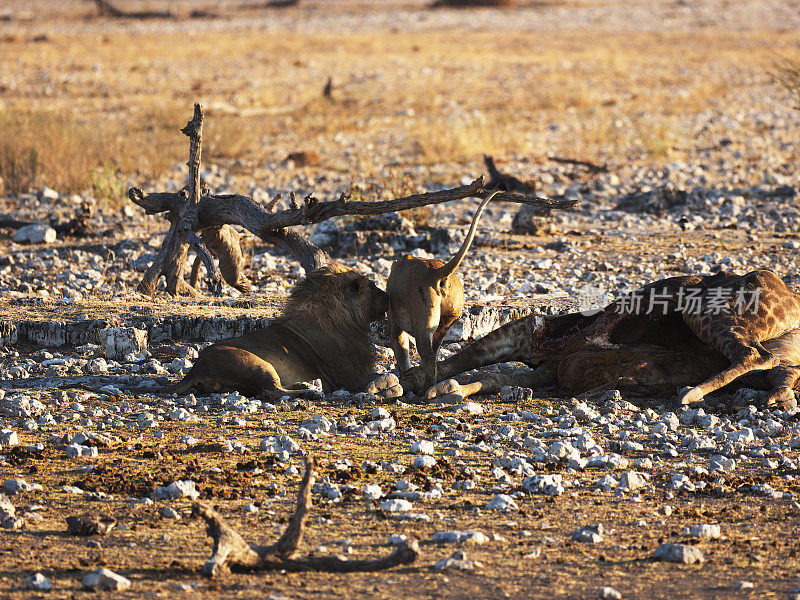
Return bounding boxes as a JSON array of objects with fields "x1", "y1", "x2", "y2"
[
  {"x1": 483, "y1": 155, "x2": 536, "y2": 194},
  {"x1": 93, "y1": 0, "x2": 174, "y2": 19},
  {"x1": 130, "y1": 178, "x2": 572, "y2": 231},
  {"x1": 192, "y1": 455, "x2": 419, "y2": 576},
  {"x1": 129, "y1": 107, "x2": 575, "y2": 296},
  {"x1": 187, "y1": 232, "x2": 223, "y2": 296},
  {"x1": 547, "y1": 155, "x2": 608, "y2": 173}
]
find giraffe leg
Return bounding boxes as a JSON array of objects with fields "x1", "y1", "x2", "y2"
[
  {"x1": 764, "y1": 365, "x2": 800, "y2": 409},
  {"x1": 680, "y1": 343, "x2": 779, "y2": 404}
]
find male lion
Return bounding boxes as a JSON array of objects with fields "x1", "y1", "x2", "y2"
[{"x1": 164, "y1": 263, "x2": 390, "y2": 399}]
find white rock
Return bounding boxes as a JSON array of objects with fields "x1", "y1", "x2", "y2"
[
  {"x1": 98, "y1": 327, "x2": 148, "y2": 362},
  {"x1": 160, "y1": 506, "x2": 181, "y2": 519},
  {"x1": 670, "y1": 473, "x2": 696, "y2": 492},
  {"x1": 13, "y1": 224, "x2": 57, "y2": 244},
  {"x1": 370, "y1": 407, "x2": 390, "y2": 420},
  {"x1": 26, "y1": 573, "x2": 52, "y2": 592},
  {"x1": 82, "y1": 568, "x2": 131, "y2": 591},
  {"x1": 523, "y1": 473, "x2": 564, "y2": 496},
  {"x1": 595, "y1": 474, "x2": 619, "y2": 491},
  {"x1": 154, "y1": 480, "x2": 199, "y2": 501},
  {"x1": 434, "y1": 549, "x2": 480, "y2": 571},
  {"x1": 380, "y1": 498, "x2": 413, "y2": 512},
  {"x1": 486, "y1": 494, "x2": 518, "y2": 510},
  {"x1": 683, "y1": 524, "x2": 721, "y2": 539},
  {"x1": 451, "y1": 402, "x2": 484, "y2": 414},
  {"x1": 432, "y1": 530, "x2": 488, "y2": 545},
  {"x1": 571, "y1": 524, "x2": 604, "y2": 543},
  {"x1": 363, "y1": 484, "x2": 383, "y2": 501},
  {"x1": 413, "y1": 455, "x2": 436, "y2": 470},
  {"x1": 616, "y1": 471, "x2": 647, "y2": 492},
  {"x1": 4, "y1": 479, "x2": 41, "y2": 494},
  {"x1": 599, "y1": 587, "x2": 622, "y2": 599},
  {"x1": 653, "y1": 543, "x2": 705, "y2": 564},
  {"x1": 411, "y1": 440, "x2": 435, "y2": 455},
  {"x1": 587, "y1": 453, "x2": 629, "y2": 469},
  {"x1": 0, "y1": 430, "x2": 18, "y2": 447}
]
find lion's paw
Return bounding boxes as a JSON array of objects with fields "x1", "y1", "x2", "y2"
[{"x1": 367, "y1": 373, "x2": 404, "y2": 399}]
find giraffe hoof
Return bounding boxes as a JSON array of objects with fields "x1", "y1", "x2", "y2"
[
  {"x1": 679, "y1": 386, "x2": 704, "y2": 405},
  {"x1": 426, "y1": 379, "x2": 462, "y2": 400},
  {"x1": 766, "y1": 388, "x2": 797, "y2": 410}
]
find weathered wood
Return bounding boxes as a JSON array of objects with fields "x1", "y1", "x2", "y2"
[
  {"x1": 187, "y1": 232, "x2": 223, "y2": 295},
  {"x1": 548, "y1": 155, "x2": 608, "y2": 173},
  {"x1": 139, "y1": 105, "x2": 214, "y2": 297},
  {"x1": 94, "y1": 0, "x2": 174, "y2": 19},
  {"x1": 129, "y1": 178, "x2": 573, "y2": 233},
  {"x1": 129, "y1": 107, "x2": 575, "y2": 296},
  {"x1": 193, "y1": 455, "x2": 419, "y2": 576}
]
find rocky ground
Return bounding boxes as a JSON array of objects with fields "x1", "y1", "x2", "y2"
[{"x1": 2, "y1": 0, "x2": 800, "y2": 598}]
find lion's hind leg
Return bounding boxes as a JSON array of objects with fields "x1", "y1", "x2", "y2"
[{"x1": 192, "y1": 346, "x2": 320, "y2": 400}]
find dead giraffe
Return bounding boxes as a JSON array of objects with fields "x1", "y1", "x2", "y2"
[
  {"x1": 399, "y1": 269, "x2": 800, "y2": 409},
  {"x1": 676, "y1": 269, "x2": 800, "y2": 406}
]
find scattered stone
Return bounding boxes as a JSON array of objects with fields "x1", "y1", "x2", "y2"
[
  {"x1": 683, "y1": 524, "x2": 721, "y2": 539},
  {"x1": 98, "y1": 327, "x2": 148, "y2": 362},
  {"x1": 153, "y1": 480, "x2": 199, "y2": 501},
  {"x1": 434, "y1": 549, "x2": 482, "y2": 571},
  {"x1": 486, "y1": 494, "x2": 518, "y2": 511},
  {"x1": 599, "y1": 587, "x2": 622, "y2": 600},
  {"x1": 363, "y1": 484, "x2": 383, "y2": 501},
  {"x1": 0, "y1": 430, "x2": 18, "y2": 447},
  {"x1": 571, "y1": 524, "x2": 604, "y2": 543},
  {"x1": 82, "y1": 568, "x2": 131, "y2": 591},
  {"x1": 160, "y1": 506, "x2": 181, "y2": 520},
  {"x1": 523, "y1": 473, "x2": 564, "y2": 496},
  {"x1": 410, "y1": 440, "x2": 435, "y2": 455},
  {"x1": 380, "y1": 498, "x2": 413, "y2": 513},
  {"x1": 432, "y1": 530, "x2": 489, "y2": 545},
  {"x1": 413, "y1": 455, "x2": 436, "y2": 470},
  {"x1": 26, "y1": 572, "x2": 52, "y2": 592},
  {"x1": 616, "y1": 471, "x2": 647, "y2": 493},
  {"x1": 4, "y1": 479, "x2": 41, "y2": 495},
  {"x1": 13, "y1": 223, "x2": 57, "y2": 244},
  {"x1": 652, "y1": 543, "x2": 705, "y2": 564}
]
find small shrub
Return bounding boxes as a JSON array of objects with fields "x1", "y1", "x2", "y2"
[
  {"x1": 92, "y1": 165, "x2": 127, "y2": 207},
  {"x1": 774, "y1": 58, "x2": 800, "y2": 109}
]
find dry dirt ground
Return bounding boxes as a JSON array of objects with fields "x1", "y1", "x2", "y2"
[{"x1": 2, "y1": 1, "x2": 800, "y2": 599}]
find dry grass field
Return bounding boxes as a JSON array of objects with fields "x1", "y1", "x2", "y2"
[
  {"x1": 1, "y1": 0, "x2": 799, "y2": 197},
  {"x1": 2, "y1": 1, "x2": 800, "y2": 599}
]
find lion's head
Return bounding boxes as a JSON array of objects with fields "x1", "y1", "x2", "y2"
[{"x1": 286, "y1": 262, "x2": 389, "y2": 335}]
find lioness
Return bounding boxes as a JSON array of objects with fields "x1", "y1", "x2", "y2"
[
  {"x1": 386, "y1": 189, "x2": 501, "y2": 390},
  {"x1": 164, "y1": 263, "x2": 389, "y2": 399}
]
